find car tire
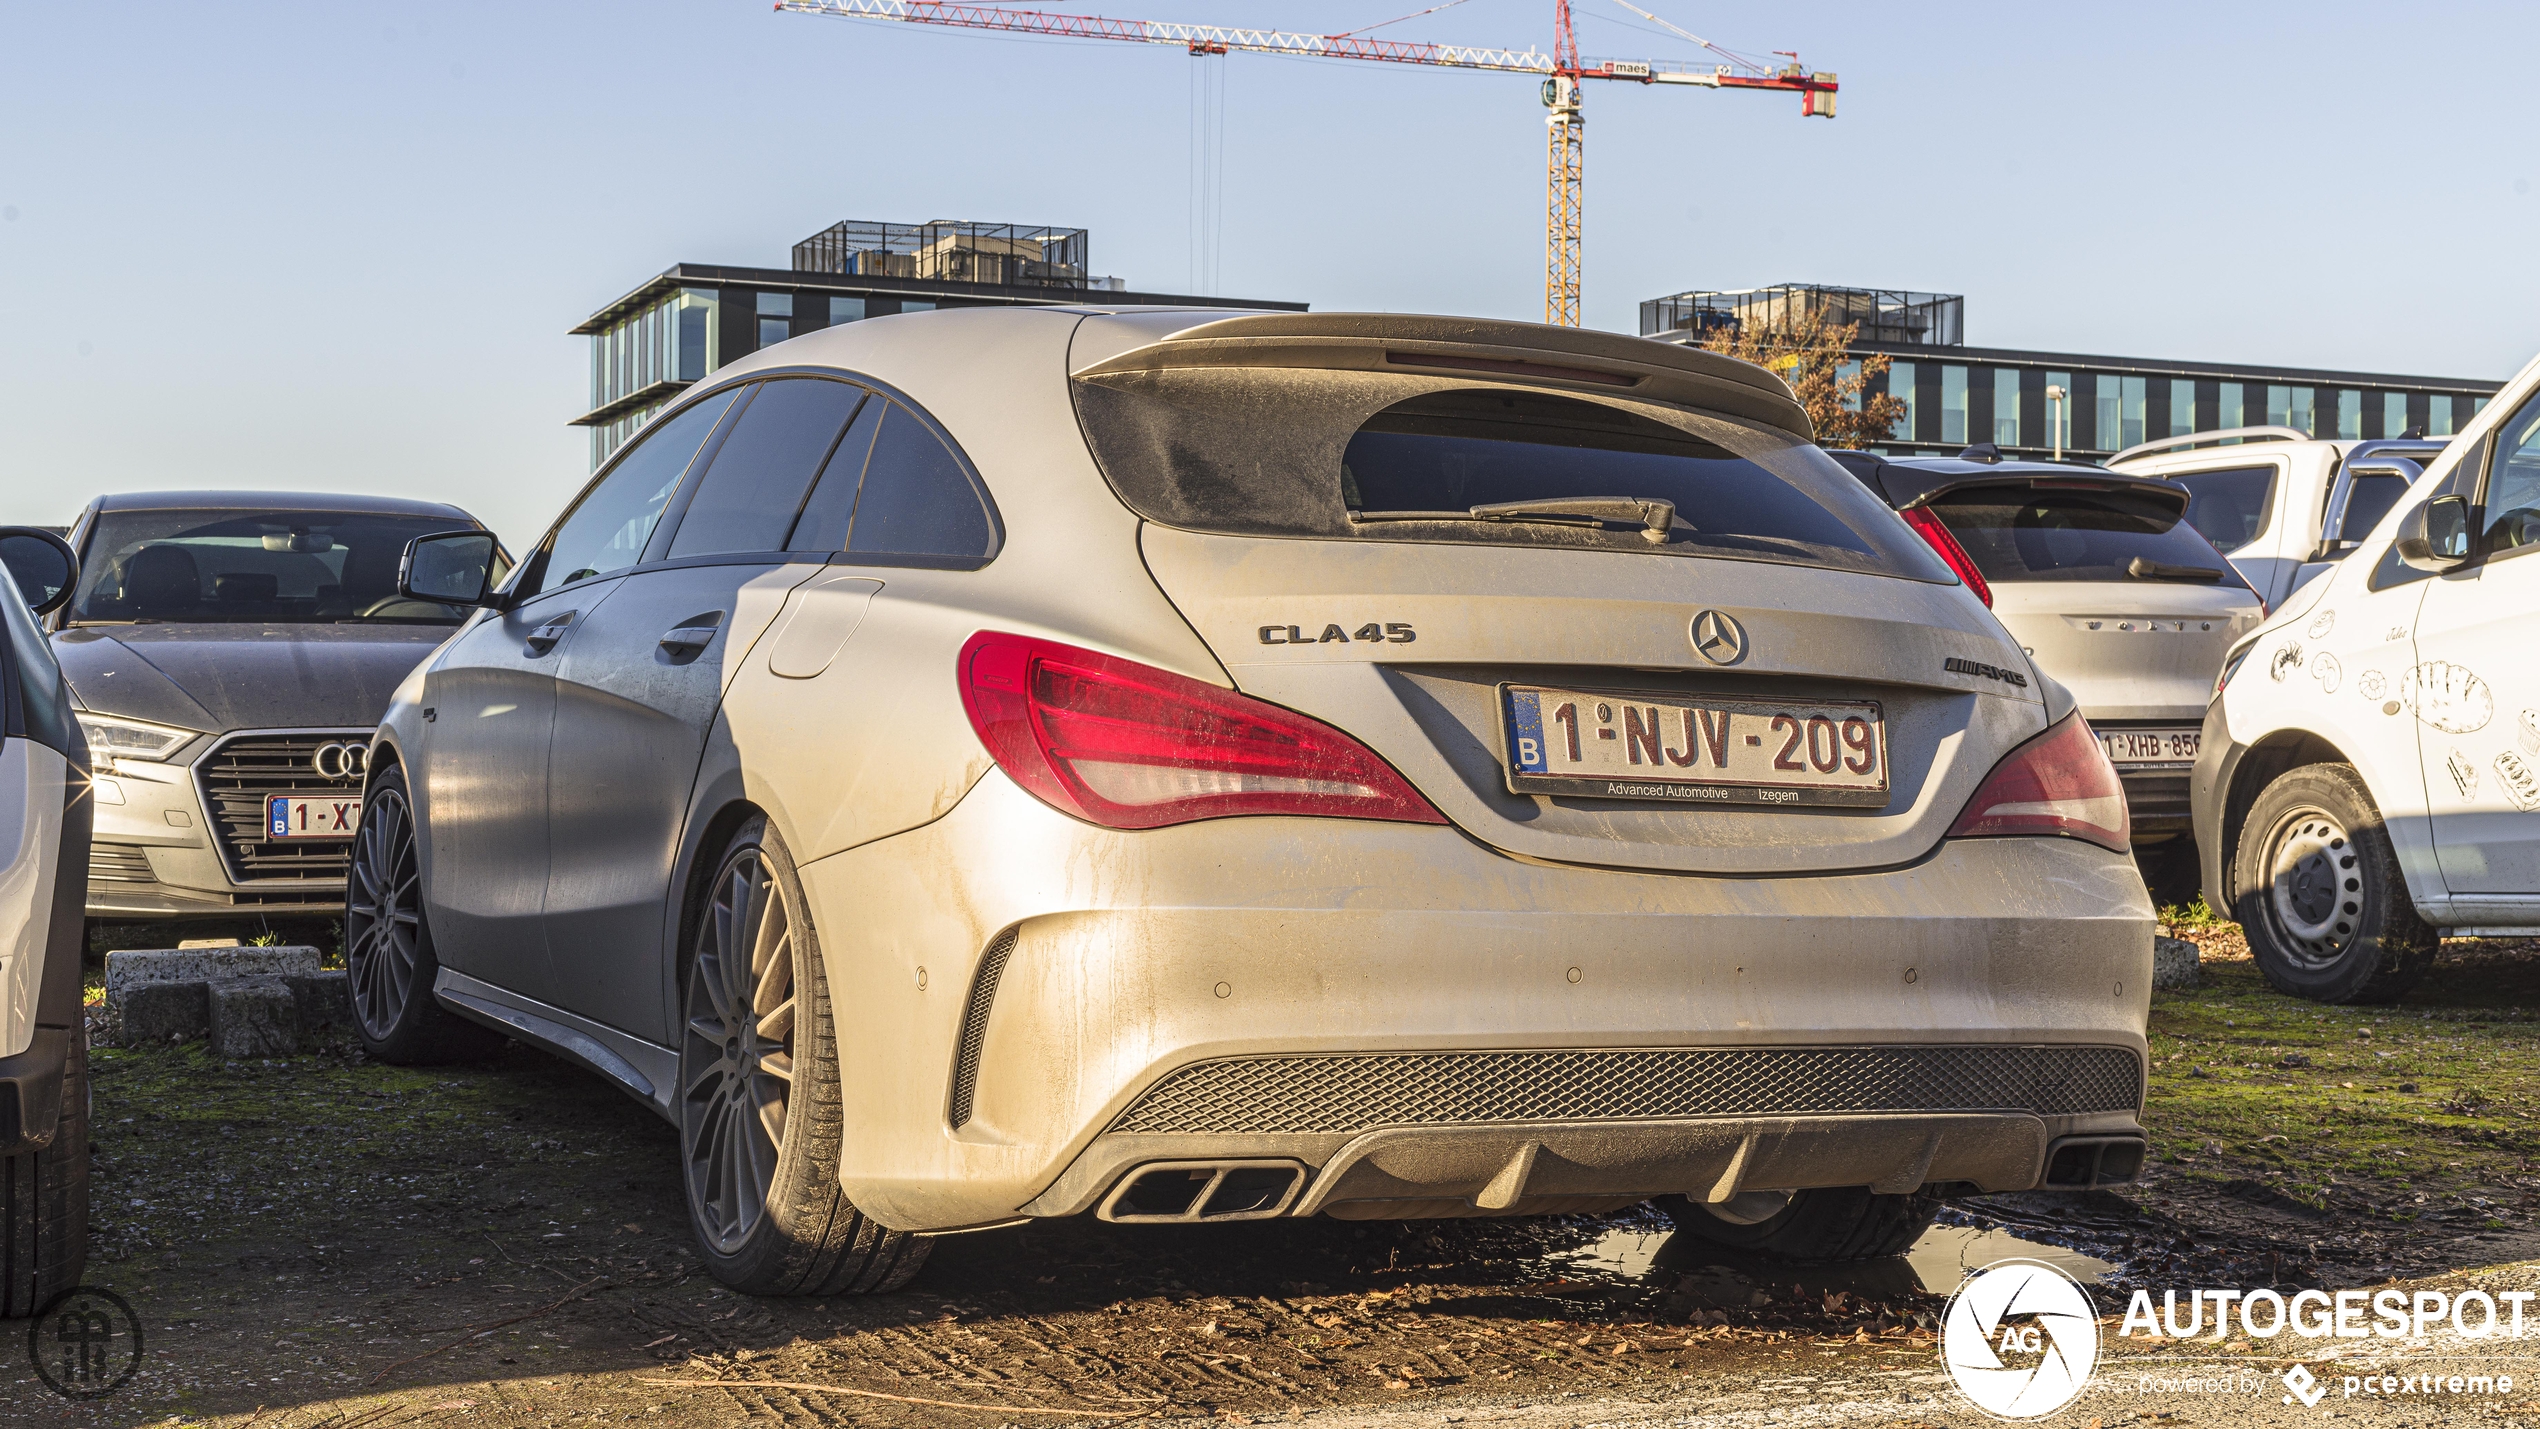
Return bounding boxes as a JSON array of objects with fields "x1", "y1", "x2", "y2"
[
  {"x1": 678, "y1": 817, "x2": 930, "y2": 1297},
  {"x1": 344, "y1": 764, "x2": 506, "y2": 1064},
  {"x1": 0, "y1": 1030, "x2": 89, "y2": 1319},
  {"x1": 2232, "y1": 763, "x2": 2435, "y2": 1005},
  {"x1": 1652, "y1": 1186, "x2": 1942, "y2": 1263}
]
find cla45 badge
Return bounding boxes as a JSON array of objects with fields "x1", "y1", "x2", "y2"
[{"x1": 1259, "y1": 622, "x2": 1417, "y2": 645}]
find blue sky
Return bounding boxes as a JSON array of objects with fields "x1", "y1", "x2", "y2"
[{"x1": 3, "y1": 1, "x2": 2533, "y2": 547}]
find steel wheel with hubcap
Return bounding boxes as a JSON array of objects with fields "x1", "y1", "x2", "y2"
[
  {"x1": 676, "y1": 817, "x2": 929, "y2": 1295},
  {"x1": 343, "y1": 763, "x2": 504, "y2": 1063},
  {"x1": 2232, "y1": 763, "x2": 2435, "y2": 1004}
]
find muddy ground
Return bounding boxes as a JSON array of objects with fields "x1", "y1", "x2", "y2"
[{"x1": 19, "y1": 927, "x2": 2540, "y2": 1427}]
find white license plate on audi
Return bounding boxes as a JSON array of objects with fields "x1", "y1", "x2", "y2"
[
  {"x1": 268, "y1": 795, "x2": 360, "y2": 839},
  {"x1": 1501, "y1": 685, "x2": 1889, "y2": 807},
  {"x1": 2100, "y1": 728, "x2": 2200, "y2": 765}
]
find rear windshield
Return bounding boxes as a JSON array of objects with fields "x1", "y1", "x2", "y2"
[
  {"x1": 68, "y1": 510, "x2": 498, "y2": 625},
  {"x1": 1925, "y1": 488, "x2": 2251, "y2": 586},
  {"x1": 1073, "y1": 378, "x2": 1948, "y2": 581},
  {"x1": 2170, "y1": 464, "x2": 2276, "y2": 551}
]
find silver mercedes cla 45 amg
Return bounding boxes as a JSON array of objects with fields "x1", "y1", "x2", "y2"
[{"x1": 354, "y1": 307, "x2": 2153, "y2": 1295}]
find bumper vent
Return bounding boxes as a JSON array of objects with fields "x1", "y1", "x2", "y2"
[
  {"x1": 87, "y1": 843, "x2": 156, "y2": 883},
  {"x1": 1112, "y1": 1045, "x2": 2145, "y2": 1136},
  {"x1": 947, "y1": 927, "x2": 1020, "y2": 1129},
  {"x1": 195, "y1": 732, "x2": 367, "y2": 886}
]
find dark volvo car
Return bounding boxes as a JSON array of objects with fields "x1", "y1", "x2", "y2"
[{"x1": 48, "y1": 492, "x2": 502, "y2": 921}]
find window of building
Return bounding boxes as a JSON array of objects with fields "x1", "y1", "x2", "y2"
[
  {"x1": 2219, "y1": 382, "x2": 2244, "y2": 433},
  {"x1": 830, "y1": 296, "x2": 866, "y2": 325},
  {"x1": 669, "y1": 379, "x2": 868, "y2": 558},
  {"x1": 1838, "y1": 360, "x2": 1861, "y2": 411},
  {"x1": 1994, "y1": 369, "x2": 2020, "y2": 445},
  {"x1": 2336, "y1": 389, "x2": 2361, "y2": 440},
  {"x1": 903, "y1": 300, "x2": 937, "y2": 314},
  {"x1": 2267, "y1": 385, "x2": 2314, "y2": 435},
  {"x1": 2385, "y1": 391, "x2": 2409, "y2": 437},
  {"x1": 676, "y1": 289, "x2": 716, "y2": 380},
  {"x1": 2430, "y1": 396, "x2": 2456, "y2": 436},
  {"x1": 2170, "y1": 379, "x2": 2195, "y2": 437},
  {"x1": 1941, "y1": 366, "x2": 1967, "y2": 445},
  {"x1": 1888, "y1": 362, "x2": 1917, "y2": 440},
  {"x1": 2098, "y1": 374, "x2": 2144, "y2": 452},
  {"x1": 757, "y1": 291, "x2": 793, "y2": 348},
  {"x1": 2046, "y1": 371, "x2": 2072, "y2": 451}
]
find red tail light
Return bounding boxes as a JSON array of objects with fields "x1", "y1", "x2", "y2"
[
  {"x1": 1946, "y1": 711, "x2": 2129, "y2": 852},
  {"x1": 1900, "y1": 507, "x2": 1992, "y2": 607},
  {"x1": 957, "y1": 631, "x2": 1447, "y2": 831}
]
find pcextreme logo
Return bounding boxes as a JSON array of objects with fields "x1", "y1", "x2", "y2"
[{"x1": 1940, "y1": 1259, "x2": 2102, "y2": 1419}]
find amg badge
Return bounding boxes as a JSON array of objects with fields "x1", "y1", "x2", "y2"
[{"x1": 1944, "y1": 656, "x2": 2030, "y2": 688}]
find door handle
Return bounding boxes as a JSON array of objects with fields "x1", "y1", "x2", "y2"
[
  {"x1": 658, "y1": 624, "x2": 720, "y2": 654},
  {"x1": 523, "y1": 613, "x2": 575, "y2": 656}
]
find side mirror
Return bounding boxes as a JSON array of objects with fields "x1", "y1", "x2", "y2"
[
  {"x1": 2395, "y1": 495, "x2": 2474, "y2": 572},
  {"x1": 0, "y1": 528, "x2": 80, "y2": 616},
  {"x1": 399, "y1": 530, "x2": 502, "y2": 607}
]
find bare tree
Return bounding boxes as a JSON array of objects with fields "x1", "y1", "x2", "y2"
[{"x1": 1699, "y1": 306, "x2": 1908, "y2": 450}]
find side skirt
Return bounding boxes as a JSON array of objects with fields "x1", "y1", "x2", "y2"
[{"x1": 435, "y1": 969, "x2": 678, "y2": 1123}]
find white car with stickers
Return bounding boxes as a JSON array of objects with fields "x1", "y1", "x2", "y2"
[{"x1": 2195, "y1": 352, "x2": 2540, "y2": 1002}]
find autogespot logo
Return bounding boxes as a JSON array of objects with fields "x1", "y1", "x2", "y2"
[{"x1": 1940, "y1": 1259, "x2": 2102, "y2": 1420}]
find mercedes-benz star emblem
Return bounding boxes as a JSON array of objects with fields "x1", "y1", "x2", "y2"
[
  {"x1": 311, "y1": 741, "x2": 370, "y2": 781},
  {"x1": 1689, "y1": 609, "x2": 1748, "y2": 666}
]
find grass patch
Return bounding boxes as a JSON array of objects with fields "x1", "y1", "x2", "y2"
[{"x1": 2147, "y1": 934, "x2": 2540, "y2": 1224}]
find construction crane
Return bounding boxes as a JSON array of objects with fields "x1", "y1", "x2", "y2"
[{"x1": 776, "y1": 0, "x2": 1836, "y2": 326}]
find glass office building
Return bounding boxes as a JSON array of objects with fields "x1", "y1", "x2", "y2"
[
  {"x1": 1640, "y1": 283, "x2": 2502, "y2": 461},
  {"x1": 574, "y1": 219, "x2": 1306, "y2": 468}
]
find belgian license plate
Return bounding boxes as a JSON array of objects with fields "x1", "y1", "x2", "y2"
[
  {"x1": 1501, "y1": 685, "x2": 1889, "y2": 807},
  {"x1": 2100, "y1": 728, "x2": 2200, "y2": 765},
  {"x1": 268, "y1": 795, "x2": 361, "y2": 839}
]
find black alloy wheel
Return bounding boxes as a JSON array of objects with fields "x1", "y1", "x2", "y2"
[
  {"x1": 345, "y1": 780, "x2": 421, "y2": 1040},
  {"x1": 342, "y1": 764, "x2": 503, "y2": 1063},
  {"x1": 682, "y1": 844, "x2": 798, "y2": 1254},
  {"x1": 673, "y1": 817, "x2": 928, "y2": 1295}
]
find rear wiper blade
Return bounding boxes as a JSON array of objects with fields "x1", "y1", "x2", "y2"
[
  {"x1": 2128, "y1": 556, "x2": 2225, "y2": 581},
  {"x1": 1349, "y1": 496, "x2": 1676, "y2": 545}
]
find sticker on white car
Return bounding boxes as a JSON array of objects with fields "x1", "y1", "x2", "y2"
[
  {"x1": 2358, "y1": 669, "x2": 2388, "y2": 701},
  {"x1": 2404, "y1": 661, "x2": 2495, "y2": 734},
  {"x1": 2310, "y1": 651, "x2": 2342, "y2": 693},
  {"x1": 2307, "y1": 609, "x2": 2337, "y2": 640},
  {"x1": 2269, "y1": 642, "x2": 2305, "y2": 682},
  {"x1": 2520, "y1": 709, "x2": 2540, "y2": 754},
  {"x1": 2496, "y1": 751, "x2": 2540, "y2": 812},
  {"x1": 2448, "y1": 748, "x2": 2480, "y2": 799}
]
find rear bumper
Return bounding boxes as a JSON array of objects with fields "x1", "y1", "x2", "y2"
[
  {"x1": 2118, "y1": 764, "x2": 2194, "y2": 837},
  {"x1": 796, "y1": 771, "x2": 2157, "y2": 1232}
]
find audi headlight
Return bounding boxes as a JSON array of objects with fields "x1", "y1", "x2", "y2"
[{"x1": 74, "y1": 713, "x2": 198, "y2": 761}]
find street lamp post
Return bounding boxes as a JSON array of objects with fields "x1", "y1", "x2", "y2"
[{"x1": 2045, "y1": 384, "x2": 2068, "y2": 460}]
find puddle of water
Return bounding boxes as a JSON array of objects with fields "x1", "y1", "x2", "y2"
[{"x1": 1560, "y1": 1218, "x2": 2114, "y2": 1307}]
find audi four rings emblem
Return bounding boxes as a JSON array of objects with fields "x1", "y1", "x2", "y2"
[
  {"x1": 1689, "y1": 609, "x2": 1748, "y2": 665},
  {"x1": 311, "y1": 742, "x2": 370, "y2": 780}
]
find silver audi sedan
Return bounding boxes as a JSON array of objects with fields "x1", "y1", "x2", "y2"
[{"x1": 355, "y1": 307, "x2": 2153, "y2": 1296}]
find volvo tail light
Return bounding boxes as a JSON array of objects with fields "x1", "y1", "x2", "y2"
[
  {"x1": 1947, "y1": 711, "x2": 2129, "y2": 852},
  {"x1": 958, "y1": 632, "x2": 1447, "y2": 830},
  {"x1": 1900, "y1": 506, "x2": 1992, "y2": 607}
]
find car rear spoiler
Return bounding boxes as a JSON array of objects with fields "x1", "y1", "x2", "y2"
[
  {"x1": 1896, "y1": 471, "x2": 2191, "y2": 519},
  {"x1": 1068, "y1": 312, "x2": 1815, "y2": 442}
]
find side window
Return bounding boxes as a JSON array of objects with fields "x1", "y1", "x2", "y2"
[
  {"x1": 2480, "y1": 390, "x2": 2540, "y2": 556},
  {"x1": 668, "y1": 379, "x2": 867, "y2": 558},
  {"x1": 538, "y1": 386, "x2": 742, "y2": 594},
  {"x1": 2168, "y1": 464, "x2": 2277, "y2": 552},
  {"x1": 786, "y1": 397, "x2": 883, "y2": 553},
  {"x1": 784, "y1": 398, "x2": 995, "y2": 562},
  {"x1": 846, "y1": 402, "x2": 994, "y2": 560}
]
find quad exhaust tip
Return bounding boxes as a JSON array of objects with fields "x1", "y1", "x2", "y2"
[
  {"x1": 1098, "y1": 1160, "x2": 1309, "y2": 1223},
  {"x1": 2042, "y1": 1135, "x2": 2146, "y2": 1190}
]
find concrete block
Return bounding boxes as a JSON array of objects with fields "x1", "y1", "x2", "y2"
[
  {"x1": 120, "y1": 982, "x2": 209, "y2": 1044},
  {"x1": 208, "y1": 978, "x2": 299, "y2": 1058},
  {"x1": 2153, "y1": 935, "x2": 2201, "y2": 991},
  {"x1": 106, "y1": 946, "x2": 323, "y2": 998},
  {"x1": 285, "y1": 970, "x2": 353, "y2": 1036}
]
